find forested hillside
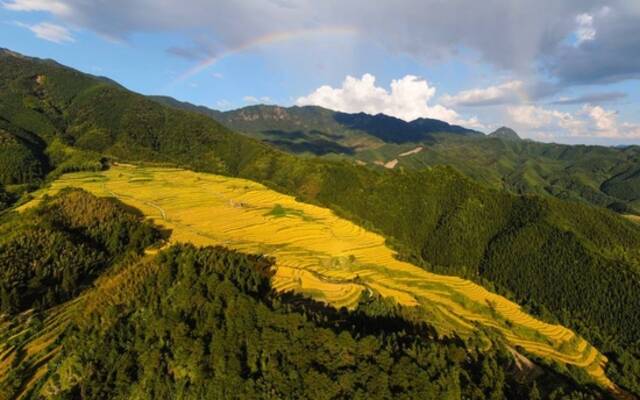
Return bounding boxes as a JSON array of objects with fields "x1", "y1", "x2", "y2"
[
  {"x1": 357, "y1": 135, "x2": 640, "y2": 214},
  {"x1": 39, "y1": 244, "x2": 610, "y2": 400},
  {"x1": 0, "y1": 192, "x2": 609, "y2": 399},
  {"x1": 0, "y1": 128, "x2": 46, "y2": 186},
  {"x1": 150, "y1": 98, "x2": 479, "y2": 154},
  {"x1": 153, "y1": 97, "x2": 640, "y2": 214},
  {"x1": 1, "y1": 48, "x2": 640, "y2": 396},
  {"x1": 0, "y1": 188, "x2": 160, "y2": 314}
]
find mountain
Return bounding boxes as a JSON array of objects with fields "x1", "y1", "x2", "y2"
[
  {"x1": 151, "y1": 98, "x2": 640, "y2": 214},
  {"x1": 488, "y1": 126, "x2": 521, "y2": 141},
  {"x1": 2, "y1": 48, "x2": 640, "y2": 397},
  {"x1": 150, "y1": 98, "x2": 481, "y2": 154},
  {"x1": 359, "y1": 135, "x2": 640, "y2": 214}
]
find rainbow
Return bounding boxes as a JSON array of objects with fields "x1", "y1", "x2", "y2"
[{"x1": 173, "y1": 26, "x2": 358, "y2": 84}]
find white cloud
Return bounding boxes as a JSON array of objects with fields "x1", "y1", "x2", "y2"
[
  {"x1": 211, "y1": 72, "x2": 223, "y2": 79},
  {"x1": 507, "y1": 104, "x2": 640, "y2": 139},
  {"x1": 3, "y1": 0, "x2": 70, "y2": 14},
  {"x1": 296, "y1": 73, "x2": 481, "y2": 127},
  {"x1": 240, "y1": 96, "x2": 273, "y2": 105},
  {"x1": 508, "y1": 105, "x2": 583, "y2": 133},
  {"x1": 16, "y1": 21, "x2": 74, "y2": 43},
  {"x1": 584, "y1": 104, "x2": 615, "y2": 132},
  {"x1": 215, "y1": 99, "x2": 232, "y2": 109},
  {"x1": 575, "y1": 13, "x2": 596, "y2": 44},
  {"x1": 581, "y1": 105, "x2": 640, "y2": 138},
  {"x1": 573, "y1": 7, "x2": 612, "y2": 46},
  {"x1": 442, "y1": 80, "x2": 525, "y2": 107},
  {"x1": 620, "y1": 122, "x2": 640, "y2": 138}
]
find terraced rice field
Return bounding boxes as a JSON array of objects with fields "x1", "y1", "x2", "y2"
[
  {"x1": 0, "y1": 299, "x2": 83, "y2": 400},
  {"x1": 0, "y1": 257, "x2": 161, "y2": 399},
  {"x1": 626, "y1": 214, "x2": 640, "y2": 224},
  {"x1": 19, "y1": 165, "x2": 617, "y2": 391}
]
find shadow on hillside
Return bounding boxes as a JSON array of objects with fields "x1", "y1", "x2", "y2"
[
  {"x1": 333, "y1": 112, "x2": 474, "y2": 144},
  {"x1": 265, "y1": 138, "x2": 355, "y2": 155}
]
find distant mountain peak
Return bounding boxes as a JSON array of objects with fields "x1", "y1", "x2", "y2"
[{"x1": 489, "y1": 127, "x2": 521, "y2": 141}]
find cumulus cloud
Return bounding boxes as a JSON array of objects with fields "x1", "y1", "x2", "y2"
[
  {"x1": 575, "y1": 13, "x2": 596, "y2": 44},
  {"x1": 507, "y1": 104, "x2": 640, "y2": 140},
  {"x1": 16, "y1": 21, "x2": 74, "y2": 43},
  {"x1": 442, "y1": 80, "x2": 525, "y2": 107},
  {"x1": 579, "y1": 104, "x2": 640, "y2": 140},
  {"x1": 508, "y1": 105, "x2": 584, "y2": 134},
  {"x1": 296, "y1": 73, "x2": 480, "y2": 127},
  {"x1": 584, "y1": 105, "x2": 618, "y2": 135},
  {"x1": 574, "y1": 6, "x2": 613, "y2": 45}
]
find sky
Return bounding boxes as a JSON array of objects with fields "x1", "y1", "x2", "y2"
[{"x1": 1, "y1": 0, "x2": 639, "y2": 145}]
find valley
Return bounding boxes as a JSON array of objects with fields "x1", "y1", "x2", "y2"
[{"x1": 19, "y1": 165, "x2": 619, "y2": 392}]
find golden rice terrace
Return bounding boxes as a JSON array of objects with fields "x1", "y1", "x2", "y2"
[{"x1": 20, "y1": 165, "x2": 615, "y2": 390}]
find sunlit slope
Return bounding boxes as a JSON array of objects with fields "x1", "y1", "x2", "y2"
[
  {"x1": 0, "y1": 255, "x2": 162, "y2": 400},
  {"x1": 626, "y1": 215, "x2": 640, "y2": 224},
  {"x1": 22, "y1": 165, "x2": 614, "y2": 389}
]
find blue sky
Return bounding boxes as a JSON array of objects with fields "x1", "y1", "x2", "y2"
[{"x1": 1, "y1": 0, "x2": 639, "y2": 145}]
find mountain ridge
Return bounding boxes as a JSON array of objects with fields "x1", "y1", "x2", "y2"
[
  {"x1": 150, "y1": 96, "x2": 480, "y2": 136},
  {"x1": 150, "y1": 95, "x2": 640, "y2": 215},
  {"x1": 150, "y1": 96, "x2": 482, "y2": 152}
]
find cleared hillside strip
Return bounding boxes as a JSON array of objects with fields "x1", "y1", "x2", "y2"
[{"x1": 398, "y1": 146, "x2": 424, "y2": 157}]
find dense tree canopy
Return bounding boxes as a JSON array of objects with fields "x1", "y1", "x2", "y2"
[
  {"x1": 35, "y1": 245, "x2": 607, "y2": 400},
  {"x1": 0, "y1": 185, "x2": 13, "y2": 211},
  {"x1": 0, "y1": 189, "x2": 160, "y2": 314}
]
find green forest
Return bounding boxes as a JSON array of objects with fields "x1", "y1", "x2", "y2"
[
  {"x1": 0, "y1": 189, "x2": 160, "y2": 314},
  {"x1": 40, "y1": 245, "x2": 610, "y2": 400},
  {"x1": 0, "y1": 190, "x2": 610, "y2": 399},
  {"x1": 1, "y1": 48, "x2": 640, "y2": 397}
]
